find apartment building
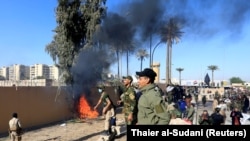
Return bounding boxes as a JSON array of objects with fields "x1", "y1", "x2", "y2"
[
  {"x1": 9, "y1": 64, "x2": 29, "y2": 81},
  {"x1": 0, "y1": 64, "x2": 60, "y2": 80},
  {"x1": 0, "y1": 66, "x2": 9, "y2": 80},
  {"x1": 49, "y1": 65, "x2": 60, "y2": 80},
  {"x1": 0, "y1": 64, "x2": 60, "y2": 86},
  {"x1": 30, "y1": 64, "x2": 50, "y2": 79}
]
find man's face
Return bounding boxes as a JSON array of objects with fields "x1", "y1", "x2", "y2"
[
  {"x1": 123, "y1": 78, "x2": 130, "y2": 86},
  {"x1": 203, "y1": 111, "x2": 208, "y2": 115},
  {"x1": 185, "y1": 97, "x2": 192, "y2": 103},
  {"x1": 234, "y1": 108, "x2": 239, "y2": 111},
  {"x1": 137, "y1": 76, "x2": 150, "y2": 88}
]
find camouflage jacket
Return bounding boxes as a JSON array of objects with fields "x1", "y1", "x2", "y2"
[
  {"x1": 122, "y1": 85, "x2": 136, "y2": 115},
  {"x1": 137, "y1": 84, "x2": 170, "y2": 125}
]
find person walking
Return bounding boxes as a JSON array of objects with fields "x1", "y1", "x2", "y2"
[
  {"x1": 94, "y1": 85, "x2": 116, "y2": 135},
  {"x1": 242, "y1": 95, "x2": 249, "y2": 113},
  {"x1": 212, "y1": 98, "x2": 219, "y2": 111},
  {"x1": 135, "y1": 68, "x2": 170, "y2": 125},
  {"x1": 117, "y1": 75, "x2": 137, "y2": 125},
  {"x1": 9, "y1": 112, "x2": 22, "y2": 141}
]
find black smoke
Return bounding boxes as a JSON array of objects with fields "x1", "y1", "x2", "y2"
[
  {"x1": 99, "y1": 12, "x2": 136, "y2": 47},
  {"x1": 113, "y1": 0, "x2": 250, "y2": 40},
  {"x1": 68, "y1": 0, "x2": 250, "y2": 105},
  {"x1": 123, "y1": 0, "x2": 165, "y2": 41},
  {"x1": 162, "y1": 0, "x2": 250, "y2": 39},
  {"x1": 70, "y1": 47, "x2": 113, "y2": 103}
]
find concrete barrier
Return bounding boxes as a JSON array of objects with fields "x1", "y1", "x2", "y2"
[{"x1": 0, "y1": 86, "x2": 73, "y2": 135}]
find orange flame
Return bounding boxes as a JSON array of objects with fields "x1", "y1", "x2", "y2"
[{"x1": 78, "y1": 95, "x2": 99, "y2": 119}]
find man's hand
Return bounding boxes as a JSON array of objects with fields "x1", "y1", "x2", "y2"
[{"x1": 127, "y1": 113, "x2": 133, "y2": 122}]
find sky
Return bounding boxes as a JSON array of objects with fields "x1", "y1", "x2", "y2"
[{"x1": 0, "y1": 0, "x2": 250, "y2": 82}]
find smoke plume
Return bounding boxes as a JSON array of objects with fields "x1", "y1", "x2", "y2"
[
  {"x1": 68, "y1": 0, "x2": 250, "y2": 103},
  {"x1": 70, "y1": 47, "x2": 113, "y2": 103},
  {"x1": 114, "y1": 0, "x2": 250, "y2": 40}
]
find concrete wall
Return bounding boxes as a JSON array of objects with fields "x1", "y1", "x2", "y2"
[
  {"x1": 0, "y1": 86, "x2": 122, "y2": 135},
  {"x1": 0, "y1": 86, "x2": 73, "y2": 135}
]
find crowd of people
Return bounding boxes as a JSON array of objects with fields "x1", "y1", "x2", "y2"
[
  {"x1": 93, "y1": 67, "x2": 250, "y2": 132},
  {"x1": 8, "y1": 67, "x2": 250, "y2": 141},
  {"x1": 198, "y1": 92, "x2": 250, "y2": 125}
]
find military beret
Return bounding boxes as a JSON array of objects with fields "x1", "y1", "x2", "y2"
[
  {"x1": 97, "y1": 85, "x2": 105, "y2": 90},
  {"x1": 136, "y1": 68, "x2": 157, "y2": 79},
  {"x1": 122, "y1": 75, "x2": 133, "y2": 82}
]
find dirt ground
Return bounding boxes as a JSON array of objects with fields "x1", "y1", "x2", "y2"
[{"x1": 0, "y1": 113, "x2": 127, "y2": 141}]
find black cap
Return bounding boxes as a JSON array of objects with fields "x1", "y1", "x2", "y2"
[{"x1": 136, "y1": 68, "x2": 157, "y2": 79}]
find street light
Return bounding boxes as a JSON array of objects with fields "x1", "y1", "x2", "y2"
[{"x1": 151, "y1": 41, "x2": 163, "y2": 67}]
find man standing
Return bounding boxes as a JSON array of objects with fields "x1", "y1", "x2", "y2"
[
  {"x1": 242, "y1": 95, "x2": 249, "y2": 113},
  {"x1": 117, "y1": 76, "x2": 137, "y2": 125},
  {"x1": 94, "y1": 85, "x2": 116, "y2": 135},
  {"x1": 183, "y1": 94, "x2": 195, "y2": 123},
  {"x1": 136, "y1": 68, "x2": 170, "y2": 125},
  {"x1": 9, "y1": 112, "x2": 22, "y2": 141},
  {"x1": 211, "y1": 107, "x2": 225, "y2": 125}
]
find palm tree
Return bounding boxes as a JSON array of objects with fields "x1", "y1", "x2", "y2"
[
  {"x1": 160, "y1": 18, "x2": 184, "y2": 84},
  {"x1": 100, "y1": 13, "x2": 135, "y2": 79},
  {"x1": 207, "y1": 65, "x2": 219, "y2": 87},
  {"x1": 124, "y1": 41, "x2": 138, "y2": 76},
  {"x1": 136, "y1": 49, "x2": 149, "y2": 71},
  {"x1": 176, "y1": 68, "x2": 184, "y2": 85}
]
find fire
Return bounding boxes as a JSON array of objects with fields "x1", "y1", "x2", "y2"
[{"x1": 78, "y1": 95, "x2": 99, "y2": 119}]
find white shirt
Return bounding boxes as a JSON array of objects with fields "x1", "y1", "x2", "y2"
[{"x1": 9, "y1": 117, "x2": 21, "y2": 130}]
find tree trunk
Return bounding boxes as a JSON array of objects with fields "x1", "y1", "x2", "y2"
[
  {"x1": 149, "y1": 35, "x2": 152, "y2": 68},
  {"x1": 212, "y1": 70, "x2": 214, "y2": 87},
  {"x1": 116, "y1": 51, "x2": 120, "y2": 78},
  {"x1": 140, "y1": 58, "x2": 143, "y2": 71},
  {"x1": 179, "y1": 71, "x2": 181, "y2": 85},
  {"x1": 126, "y1": 51, "x2": 129, "y2": 76},
  {"x1": 166, "y1": 42, "x2": 171, "y2": 84},
  {"x1": 170, "y1": 45, "x2": 172, "y2": 83}
]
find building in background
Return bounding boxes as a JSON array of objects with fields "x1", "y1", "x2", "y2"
[
  {"x1": 0, "y1": 64, "x2": 61, "y2": 87},
  {"x1": 49, "y1": 65, "x2": 60, "y2": 80},
  {"x1": 152, "y1": 62, "x2": 160, "y2": 83},
  {"x1": 30, "y1": 64, "x2": 50, "y2": 79},
  {"x1": 9, "y1": 64, "x2": 29, "y2": 81},
  {"x1": 0, "y1": 66, "x2": 9, "y2": 80}
]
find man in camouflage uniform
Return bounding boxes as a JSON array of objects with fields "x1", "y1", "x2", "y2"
[
  {"x1": 136, "y1": 68, "x2": 171, "y2": 125},
  {"x1": 117, "y1": 76, "x2": 137, "y2": 125}
]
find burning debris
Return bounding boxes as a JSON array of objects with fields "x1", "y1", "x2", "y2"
[{"x1": 78, "y1": 95, "x2": 99, "y2": 119}]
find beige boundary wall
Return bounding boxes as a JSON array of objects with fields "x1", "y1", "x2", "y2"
[
  {"x1": 0, "y1": 86, "x2": 121, "y2": 136},
  {"x1": 0, "y1": 86, "x2": 74, "y2": 135}
]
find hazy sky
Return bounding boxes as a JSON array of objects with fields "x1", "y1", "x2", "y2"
[{"x1": 0, "y1": 0, "x2": 250, "y2": 82}]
